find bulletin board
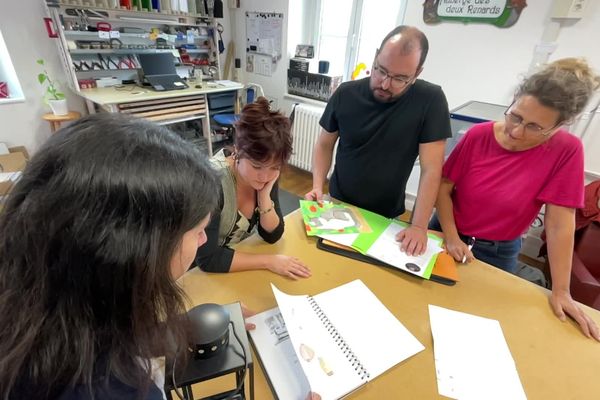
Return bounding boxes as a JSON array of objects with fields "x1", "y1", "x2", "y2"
[{"x1": 245, "y1": 12, "x2": 283, "y2": 61}]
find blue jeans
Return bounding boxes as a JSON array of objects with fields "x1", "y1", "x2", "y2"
[{"x1": 428, "y1": 213, "x2": 522, "y2": 274}]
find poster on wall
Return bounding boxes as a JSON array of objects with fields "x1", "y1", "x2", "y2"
[
  {"x1": 423, "y1": 0, "x2": 527, "y2": 28},
  {"x1": 245, "y1": 12, "x2": 284, "y2": 61}
]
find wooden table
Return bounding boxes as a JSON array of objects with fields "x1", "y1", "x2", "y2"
[{"x1": 177, "y1": 211, "x2": 600, "y2": 399}]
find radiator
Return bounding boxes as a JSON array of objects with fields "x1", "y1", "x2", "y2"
[{"x1": 289, "y1": 104, "x2": 325, "y2": 172}]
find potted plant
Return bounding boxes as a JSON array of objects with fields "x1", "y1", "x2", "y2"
[{"x1": 37, "y1": 59, "x2": 68, "y2": 116}]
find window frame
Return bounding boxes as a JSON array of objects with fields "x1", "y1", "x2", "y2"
[
  {"x1": 311, "y1": 0, "x2": 408, "y2": 81},
  {"x1": 0, "y1": 30, "x2": 26, "y2": 105}
]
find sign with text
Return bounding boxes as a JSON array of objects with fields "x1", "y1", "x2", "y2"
[{"x1": 423, "y1": 0, "x2": 528, "y2": 28}]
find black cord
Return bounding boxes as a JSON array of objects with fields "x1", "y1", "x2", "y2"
[
  {"x1": 229, "y1": 320, "x2": 248, "y2": 399},
  {"x1": 171, "y1": 351, "x2": 186, "y2": 400}
]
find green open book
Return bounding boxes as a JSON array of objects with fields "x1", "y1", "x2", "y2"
[{"x1": 300, "y1": 200, "x2": 444, "y2": 279}]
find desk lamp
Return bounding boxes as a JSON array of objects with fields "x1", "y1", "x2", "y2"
[
  {"x1": 170, "y1": 303, "x2": 249, "y2": 400},
  {"x1": 187, "y1": 303, "x2": 231, "y2": 359}
]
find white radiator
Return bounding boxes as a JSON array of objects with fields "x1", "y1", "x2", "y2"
[{"x1": 290, "y1": 104, "x2": 325, "y2": 172}]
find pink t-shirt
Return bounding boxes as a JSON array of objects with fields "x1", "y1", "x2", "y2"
[{"x1": 443, "y1": 121, "x2": 584, "y2": 240}]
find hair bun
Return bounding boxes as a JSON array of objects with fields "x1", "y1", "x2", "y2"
[
  {"x1": 548, "y1": 58, "x2": 600, "y2": 90},
  {"x1": 254, "y1": 96, "x2": 271, "y2": 111}
]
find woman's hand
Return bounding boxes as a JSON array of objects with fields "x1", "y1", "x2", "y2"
[
  {"x1": 258, "y1": 170, "x2": 281, "y2": 201},
  {"x1": 266, "y1": 255, "x2": 311, "y2": 279},
  {"x1": 550, "y1": 290, "x2": 600, "y2": 341},
  {"x1": 240, "y1": 302, "x2": 256, "y2": 331},
  {"x1": 445, "y1": 236, "x2": 474, "y2": 263}
]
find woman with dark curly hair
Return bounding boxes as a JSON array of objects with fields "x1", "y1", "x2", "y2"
[
  {"x1": 195, "y1": 97, "x2": 311, "y2": 279},
  {"x1": 0, "y1": 113, "x2": 220, "y2": 399}
]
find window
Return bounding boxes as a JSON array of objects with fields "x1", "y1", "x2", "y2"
[
  {"x1": 313, "y1": 0, "x2": 406, "y2": 80},
  {"x1": 0, "y1": 30, "x2": 25, "y2": 104}
]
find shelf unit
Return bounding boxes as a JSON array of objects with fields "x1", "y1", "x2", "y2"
[{"x1": 43, "y1": 1, "x2": 222, "y2": 92}]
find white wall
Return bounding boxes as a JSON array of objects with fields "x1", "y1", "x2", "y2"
[
  {"x1": 552, "y1": 1, "x2": 600, "y2": 67},
  {"x1": 404, "y1": 1, "x2": 554, "y2": 109},
  {"x1": 2, "y1": 1, "x2": 599, "y2": 157},
  {"x1": 0, "y1": 2, "x2": 86, "y2": 153},
  {"x1": 225, "y1": 0, "x2": 295, "y2": 113}
]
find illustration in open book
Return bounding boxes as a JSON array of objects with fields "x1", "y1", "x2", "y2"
[
  {"x1": 246, "y1": 280, "x2": 425, "y2": 400},
  {"x1": 300, "y1": 200, "x2": 373, "y2": 235}
]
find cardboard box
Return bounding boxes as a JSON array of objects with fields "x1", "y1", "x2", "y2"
[
  {"x1": 0, "y1": 147, "x2": 28, "y2": 196},
  {"x1": 287, "y1": 69, "x2": 342, "y2": 102}
]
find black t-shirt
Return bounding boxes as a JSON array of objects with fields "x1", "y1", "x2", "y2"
[{"x1": 320, "y1": 77, "x2": 452, "y2": 217}]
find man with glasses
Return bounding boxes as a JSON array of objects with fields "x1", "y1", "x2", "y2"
[{"x1": 305, "y1": 26, "x2": 451, "y2": 256}]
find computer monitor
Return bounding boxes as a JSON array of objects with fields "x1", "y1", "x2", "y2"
[{"x1": 138, "y1": 53, "x2": 177, "y2": 77}]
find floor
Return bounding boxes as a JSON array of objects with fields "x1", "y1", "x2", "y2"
[{"x1": 278, "y1": 165, "x2": 327, "y2": 199}]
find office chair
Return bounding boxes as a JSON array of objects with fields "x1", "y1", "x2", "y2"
[
  {"x1": 571, "y1": 221, "x2": 600, "y2": 311},
  {"x1": 213, "y1": 83, "x2": 265, "y2": 128}
]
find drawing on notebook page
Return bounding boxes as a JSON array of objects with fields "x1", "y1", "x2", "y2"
[{"x1": 265, "y1": 312, "x2": 289, "y2": 345}]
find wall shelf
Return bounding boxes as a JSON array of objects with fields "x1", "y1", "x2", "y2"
[
  {"x1": 64, "y1": 30, "x2": 149, "y2": 38},
  {"x1": 56, "y1": 3, "x2": 212, "y2": 26},
  {"x1": 183, "y1": 49, "x2": 209, "y2": 54},
  {"x1": 70, "y1": 48, "x2": 176, "y2": 55},
  {"x1": 44, "y1": 0, "x2": 221, "y2": 92}
]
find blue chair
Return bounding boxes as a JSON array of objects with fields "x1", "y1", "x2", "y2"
[{"x1": 213, "y1": 84, "x2": 264, "y2": 128}]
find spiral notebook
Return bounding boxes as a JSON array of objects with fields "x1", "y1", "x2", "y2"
[{"x1": 246, "y1": 280, "x2": 424, "y2": 400}]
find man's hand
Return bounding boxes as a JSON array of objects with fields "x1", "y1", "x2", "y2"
[
  {"x1": 395, "y1": 226, "x2": 428, "y2": 256},
  {"x1": 550, "y1": 290, "x2": 600, "y2": 341},
  {"x1": 266, "y1": 255, "x2": 311, "y2": 279},
  {"x1": 304, "y1": 187, "x2": 323, "y2": 202}
]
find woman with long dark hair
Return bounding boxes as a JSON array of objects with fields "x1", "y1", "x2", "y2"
[{"x1": 0, "y1": 113, "x2": 220, "y2": 399}]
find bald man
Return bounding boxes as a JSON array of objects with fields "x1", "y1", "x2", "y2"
[{"x1": 305, "y1": 26, "x2": 451, "y2": 256}]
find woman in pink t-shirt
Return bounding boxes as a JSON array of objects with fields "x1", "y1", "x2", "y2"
[{"x1": 432, "y1": 58, "x2": 600, "y2": 340}]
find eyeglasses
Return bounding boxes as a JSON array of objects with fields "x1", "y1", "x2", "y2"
[
  {"x1": 503, "y1": 105, "x2": 561, "y2": 136},
  {"x1": 372, "y1": 61, "x2": 413, "y2": 89}
]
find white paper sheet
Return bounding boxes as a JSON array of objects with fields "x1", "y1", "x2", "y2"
[
  {"x1": 428, "y1": 305, "x2": 527, "y2": 400},
  {"x1": 366, "y1": 223, "x2": 443, "y2": 278},
  {"x1": 214, "y1": 80, "x2": 240, "y2": 87},
  {"x1": 318, "y1": 233, "x2": 358, "y2": 247},
  {"x1": 314, "y1": 280, "x2": 425, "y2": 378}
]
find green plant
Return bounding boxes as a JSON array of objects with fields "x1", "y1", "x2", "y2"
[{"x1": 36, "y1": 59, "x2": 65, "y2": 101}]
